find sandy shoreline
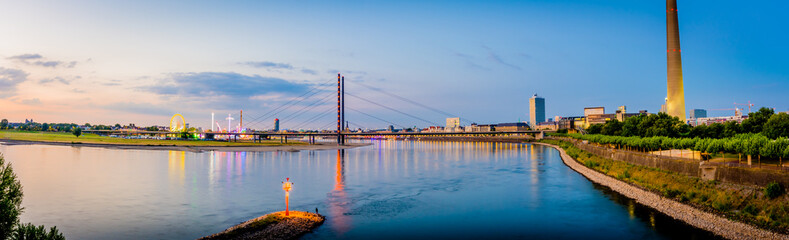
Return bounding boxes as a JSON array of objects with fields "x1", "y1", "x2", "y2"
[
  {"x1": 0, "y1": 139, "x2": 370, "y2": 152},
  {"x1": 535, "y1": 142, "x2": 789, "y2": 240}
]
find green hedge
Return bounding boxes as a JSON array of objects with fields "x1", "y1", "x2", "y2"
[{"x1": 559, "y1": 133, "x2": 789, "y2": 159}]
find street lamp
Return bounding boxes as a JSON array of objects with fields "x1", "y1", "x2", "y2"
[{"x1": 282, "y1": 178, "x2": 293, "y2": 216}]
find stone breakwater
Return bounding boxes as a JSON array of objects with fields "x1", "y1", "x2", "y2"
[
  {"x1": 534, "y1": 142, "x2": 789, "y2": 240},
  {"x1": 200, "y1": 211, "x2": 325, "y2": 240}
]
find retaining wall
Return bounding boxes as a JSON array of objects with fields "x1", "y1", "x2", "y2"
[{"x1": 549, "y1": 137, "x2": 789, "y2": 187}]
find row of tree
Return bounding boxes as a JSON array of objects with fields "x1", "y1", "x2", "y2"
[
  {"x1": 0, "y1": 119, "x2": 127, "y2": 132},
  {"x1": 586, "y1": 107, "x2": 789, "y2": 139},
  {"x1": 563, "y1": 133, "x2": 789, "y2": 162}
]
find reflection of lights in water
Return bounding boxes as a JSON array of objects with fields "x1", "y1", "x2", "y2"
[
  {"x1": 329, "y1": 149, "x2": 351, "y2": 235},
  {"x1": 628, "y1": 200, "x2": 636, "y2": 220},
  {"x1": 168, "y1": 151, "x2": 185, "y2": 186},
  {"x1": 649, "y1": 212, "x2": 656, "y2": 228}
]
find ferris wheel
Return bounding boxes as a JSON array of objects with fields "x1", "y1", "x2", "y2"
[{"x1": 170, "y1": 114, "x2": 186, "y2": 132}]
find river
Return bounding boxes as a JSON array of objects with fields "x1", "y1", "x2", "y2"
[{"x1": 0, "y1": 140, "x2": 720, "y2": 239}]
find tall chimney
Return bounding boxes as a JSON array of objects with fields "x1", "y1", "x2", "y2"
[{"x1": 666, "y1": 0, "x2": 686, "y2": 121}]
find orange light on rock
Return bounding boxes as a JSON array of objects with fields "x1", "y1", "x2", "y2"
[{"x1": 282, "y1": 178, "x2": 293, "y2": 216}]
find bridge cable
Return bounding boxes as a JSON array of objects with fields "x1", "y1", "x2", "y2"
[
  {"x1": 352, "y1": 81, "x2": 477, "y2": 124},
  {"x1": 345, "y1": 92, "x2": 441, "y2": 126},
  {"x1": 244, "y1": 78, "x2": 335, "y2": 128},
  {"x1": 291, "y1": 108, "x2": 337, "y2": 130},
  {"x1": 347, "y1": 107, "x2": 408, "y2": 129}
]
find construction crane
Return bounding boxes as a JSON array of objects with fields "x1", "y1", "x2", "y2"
[{"x1": 734, "y1": 101, "x2": 754, "y2": 113}]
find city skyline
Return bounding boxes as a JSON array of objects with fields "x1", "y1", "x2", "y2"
[{"x1": 1, "y1": 0, "x2": 788, "y2": 129}]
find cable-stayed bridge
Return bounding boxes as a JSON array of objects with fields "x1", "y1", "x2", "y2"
[{"x1": 87, "y1": 73, "x2": 548, "y2": 144}]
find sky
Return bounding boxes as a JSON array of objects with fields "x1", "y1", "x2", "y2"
[{"x1": 1, "y1": 0, "x2": 787, "y2": 130}]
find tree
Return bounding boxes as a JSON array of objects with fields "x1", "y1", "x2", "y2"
[
  {"x1": 722, "y1": 121, "x2": 741, "y2": 138},
  {"x1": 601, "y1": 120, "x2": 623, "y2": 136},
  {"x1": 1, "y1": 155, "x2": 24, "y2": 239},
  {"x1": 0, "y1": 156, "x2": 64, "y2": 240},
  {"x1": 586, "y1": 124, "x2": 603, "y2": 134},
  {"x1": 12, "y1": 223, "x2": 65, "y2": 240},
  {"x1": 763, "y1": 113, "x2": 789, "y2": 139},
  {"x1": 0, "y1": 119, "x2": 8, "y2": 130},
  {"x1": 72, "y1": 127, "x2": 82, "y2": 137},
  {"x1": 744, "y1": 134, "x2": 769, "y2": 166},
  {"x1": 742, "y1": 107, "x2": 774, "y2": 133}
]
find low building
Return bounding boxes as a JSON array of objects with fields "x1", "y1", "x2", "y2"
[
  {"x1": 495, "y1": 122, "x2": 529, "y2": 132},
  {"x1": 534, "y1": 121, "x2": 558, "y2": 131},
  {"x1": 465, "y1": 124, "x2": 495, "y2": 132},
  {"x1": 689, "y1": 115, "x2": 748, "y2": 127}
]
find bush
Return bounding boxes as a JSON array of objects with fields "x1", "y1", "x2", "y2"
[
  {"x1": 765, "y1": 182, "x2": 785, "y2": 199},
  {"x1": 1, "y1": 155, "x2": 24, "y2": 240},
  {"x1": 12, "y1": 223, "x2": 65, "y2": 240}
]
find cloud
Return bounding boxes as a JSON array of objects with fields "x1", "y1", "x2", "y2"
[
  {"x1": 39, "y1": 77, "x2": 71, "y2": 85},
  {"x1": 452, "y1": 52, "x2": 490, "y2": 71},
  {"x1": 21, "y1": 98, "x2": 41, "y2": 105},
  {"x1": 0, "y1": 67, "x2": 29, "y2": 97},
  {"x1": 7, "y1": 53, "x2": 77, "y2": 68},
  {"x1": 480, "y1": 46, "x2": 521, "y2": 70},
  {"x1": 7, "y1": 54, "x2": 42, "y2": 60},
  {"x1": 301, "y1": 69, "x2": 318, "y2": 75},
  {"x1": 140, "y1": 72, "x2": 311, "y2": 99},
  {"x1": 72, "y1": 88, "x2": 85, "y2": 93},
  {"x1": 240, "y1": 61, "x2": 293, "y2": 70}
]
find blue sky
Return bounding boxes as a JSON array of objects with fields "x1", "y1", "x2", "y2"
[{"x1": 0, "y1": 0, "x2": 787, "y2": 130}]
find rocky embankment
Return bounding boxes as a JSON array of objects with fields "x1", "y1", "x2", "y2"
[
  {"x1": 200, "y1": 211, "x2": 324, "y2": 240},
  {"x1": 534, "y1": 142, "x2": 789, "y2": 240}
]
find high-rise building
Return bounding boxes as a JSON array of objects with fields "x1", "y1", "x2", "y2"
[
  {"x1": 690, "y1": 109, "x2": 707, "y2": 119},
  {"x1": 666, "y1": 0, "x2": 687, "y2": 121},
  {"x1": 529, "y1": 94, "x2": 545, "y2": 127},
  {"x1": 274, "y1": 118, "x2": 280, "y2": 132},
  {"x1": 446, "y1": 117, "x2": 460, "y2": 131}
]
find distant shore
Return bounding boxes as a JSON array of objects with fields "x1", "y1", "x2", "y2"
[{"x1": 0, "y1": 139, "x2": 370, "y2": 152}]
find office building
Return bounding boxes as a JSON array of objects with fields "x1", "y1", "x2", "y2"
[
  {"x1": 529, "y1": 94, "x2": 545, "y2": 127},
  {"x1": 690, "y1": 109, "x2": 707, "y2": 119}
]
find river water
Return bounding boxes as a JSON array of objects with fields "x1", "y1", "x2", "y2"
[{"x1": 0, "y1": 140, "x2": 720, "y2": 239}]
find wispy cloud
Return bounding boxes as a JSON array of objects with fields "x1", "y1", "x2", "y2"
[
  {"x1": 0, "y1": 67, "x2": 29, "y2": 97},
  {"x1": 7, "y1": 54, "x2": 42, "y2": 60},
  {"x1": 240, "y1": 61, "x2": 293, "y2": 70},
  {"x1": 482, "y1": 45, "x2": 521, "y2": 70},
  {"x1": 39, "y1": 76, "x2": 71, "y2": 85},
  {"x1": 7, "y1": 53, "x2": 77, "y2": 68},
  {"x1": 241, "y1": 61, "x2": 318, "y2": 75},
  {"x1": 21, "y1": 98, "x2": 42, "y2": 105},
  {"x1": 140, "y1": 72, "x2": 310, "y2": 99},
  {"x1": 453, "y1": 52, "x2": 490, "y2": 71},
  {"x1": 301, "y1": 69, "x2": 318, "y2": 75}
]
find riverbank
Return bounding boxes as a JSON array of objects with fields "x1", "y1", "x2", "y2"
[
  {"x1": 200, "y1": 211, "x2": 324, "y2": 240},
  {"x1": 535, "y1": 141, "x2": 789, "y2": 240}
]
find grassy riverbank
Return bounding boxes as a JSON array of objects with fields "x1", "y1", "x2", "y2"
[
  {"x1": 541, "y1": 139, "x2": 789, "y2": 233},
  {"x1": 0, "y1": 130, "x2": 303, "y2": 146}
]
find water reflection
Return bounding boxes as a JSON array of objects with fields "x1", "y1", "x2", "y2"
[
  {"x1": 328, "y1": 149, "x2": 351, "y2": 235},
  {"x1": 0, "y1": 140, "x2": 722, "y2": 240}
]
